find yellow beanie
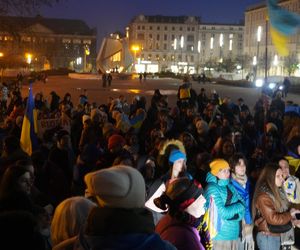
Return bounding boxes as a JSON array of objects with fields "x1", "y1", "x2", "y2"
[{"x1": 210, "y1": 159, "x2": 230, "y2": 176}]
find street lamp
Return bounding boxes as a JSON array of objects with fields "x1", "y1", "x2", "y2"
[
  {"x1": 25, "y1": 53, "x2": 32, "y2": 64},
  {"x1": 131, "y1": 45, "x2": 140, "y2": 72}
]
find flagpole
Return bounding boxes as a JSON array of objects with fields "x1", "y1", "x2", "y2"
[{"x1": 265, "y1": 17, "x2": 268, "y2": 84}]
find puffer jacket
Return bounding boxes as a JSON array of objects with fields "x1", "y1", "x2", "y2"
[
  {"x1": 254, "y1": 185, "x2": 292, "y2": 236},
  {"x1": 204, "y1": 172, "x2": 245, "y2": 240}
]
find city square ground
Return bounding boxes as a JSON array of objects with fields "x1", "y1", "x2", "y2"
[{"x1": 21, "y1": 76, "x2": 300, "y2": 109}]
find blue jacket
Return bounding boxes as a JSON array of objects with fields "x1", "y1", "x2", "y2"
[
  {"x1": 204, "y1": 173, "x2": 245, "y2": 241},
  {"x1": 231, "y1": 178, "x2": 252, "y2": 224}
]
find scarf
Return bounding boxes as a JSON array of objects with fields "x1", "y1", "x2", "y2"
[{"x1": 231, "y1": 173, "x2": 248, "y2": 188}]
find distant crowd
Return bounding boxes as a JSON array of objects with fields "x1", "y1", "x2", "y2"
[{"x1": 0, "y1": 77, "x2": 299, "y2": 250}]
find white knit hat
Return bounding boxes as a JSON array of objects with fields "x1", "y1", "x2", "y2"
[{"x1": 84, "y1": 165, "x2": 146, "y2": 209}]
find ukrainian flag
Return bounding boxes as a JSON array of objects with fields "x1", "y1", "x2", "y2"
[
  {"x1": 20, "y1": 84, "x2": 38, "y2": 155},
  {"x1": 267, "y1": 0, "x2": 300, "y2": 56}
]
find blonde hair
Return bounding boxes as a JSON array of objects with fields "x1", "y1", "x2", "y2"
[{"x1": 51, "y1": 197, "x2": 96, "y2": 246}]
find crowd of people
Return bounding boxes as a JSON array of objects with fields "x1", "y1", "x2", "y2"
[{"x1": 0, "y1": 77, "x2": 299, "y2": 250}]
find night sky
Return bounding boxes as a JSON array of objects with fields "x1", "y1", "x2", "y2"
[{"x1": 41, "y1": 0, "x2": 263, "y2": 48}]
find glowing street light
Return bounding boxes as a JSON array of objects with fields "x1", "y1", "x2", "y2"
[
  {"x1": 131, "y1": 45, "x2": 140, "y2": 52},
  {"x1": 25, "y1": 53, "x2": 32, "y2": 64},
  {"x1": 0, "y1": 52, "x2": 4, "y2": 57},
  {"x1": 174, "y1": 38, "x2": 177, "y2": 50}
]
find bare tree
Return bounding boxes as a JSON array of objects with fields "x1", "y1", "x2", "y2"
[
  {"x1": 0, "y1": 0, "x2": 60, "y2": 16},
  {"x1": 283, "y1": 54, "x2": 298, "y2": 76}
]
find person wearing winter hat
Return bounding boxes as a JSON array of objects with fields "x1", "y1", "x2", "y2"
[
  {"x1": 204, "y1": 158, "x2": 245, "y2": 249},
  {"x1": 145, "y1": 149, "x2": 190, "y2": 215},
  {"x1": 78, "y1": 166, "x2": 176, "y2": 250},
  {"x1": 155, "y1": 177, "x2": 206, "y2": 250},
  {"x1": 108, "y1": 134, "x2": 126, "y2": 152}
]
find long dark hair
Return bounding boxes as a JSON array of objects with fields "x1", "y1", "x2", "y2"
[
  {"x1": 0, "y1": 165, "x2": 30, "y2": 198},
  {"x1": 252, "y1": 163, "x2": 282, "y2": 219}
]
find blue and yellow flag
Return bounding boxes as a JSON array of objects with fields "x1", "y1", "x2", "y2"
[
  {"x1": 267, "y1": 0, "x2": 300, "y2": 55},
  {"x1": 20, "y1": 84, "x2": 38, "y2": 155}
]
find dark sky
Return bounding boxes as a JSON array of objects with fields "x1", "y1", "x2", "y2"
[{"x1": 41, "y1": 0, "x2": 263, "y2": 48}]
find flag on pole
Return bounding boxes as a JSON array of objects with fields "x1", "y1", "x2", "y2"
[
  {"x1": 267, "y1": 0, "x2": 300, "y2": 56},
  {"x1": 20, "y1": 84, "x2": 38, "y2": 155}
]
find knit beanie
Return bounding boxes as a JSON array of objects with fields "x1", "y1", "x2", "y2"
[
  {"x1": 108, "y1": 134, "x2": 126, "y2": 150},
  {"x1": 169, "y1": 149, "x2": 187, "y2": 164},
  {"x1": 84, "y1": 165, "x2": 145, "y2": 208},
  {"x1": 210, "y1": 159, "x2": 230, "y2": 176}
]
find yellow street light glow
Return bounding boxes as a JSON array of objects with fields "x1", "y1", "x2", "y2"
[
  {"x1": 0, "y1": 52, "x2": 4, "y2": 57},
  {"x1": 25, "y1": 53, "x2": 32, "y2": 64},
  {"x1": 131, "y1": 45, "x2": 140, "y2": 52}
]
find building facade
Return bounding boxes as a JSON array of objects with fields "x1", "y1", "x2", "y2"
[
  {"x1": 127, "y1": 15, "x2": 244, "y2": 74},
  {"x1": 244, "y1": 0, "x2": 300, "y2": 77},
  {"x1": 0, "y1": 15, "x2": 97, "y2": 72}
]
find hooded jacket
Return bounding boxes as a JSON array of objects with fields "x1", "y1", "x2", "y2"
[{"x1": 204, "y1": 172, "x2": 245, "y2": 241}]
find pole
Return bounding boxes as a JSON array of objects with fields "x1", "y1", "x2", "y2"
[{"x1": 265, "y1": 18, "x2": 268, "y2": 84}]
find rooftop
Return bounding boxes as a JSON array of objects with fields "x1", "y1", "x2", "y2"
[{"x1": 0, "y1": 15, "x2": 96, "y2": 36}]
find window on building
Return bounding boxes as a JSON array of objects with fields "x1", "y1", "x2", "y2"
[
  {"x1": 178, "y1": 55, "x2": 182, "y2": 61},
  {"x1": 62, "y1": 38, "x2": 71, "y2": 43},
  {"x1": 156, "y1": 43, "x2": 159, "y2": 50},
  {"x1": 179, "y1": 27, "x2": 183, "y2": 31},
  {"x1": 171, "y1": 34, "x2": 175, "y2": 40},
  {"x1": 172, "y1": 27, "x2": 175, "y2": 31},
  {"x1": 137, "y1": 26, "x2": 140, "y2": 30},
  {"x1": 192, "y1": 27, "x2": 195, "y2": 31},
  {"x1": 83, "y1": 39, "x2": 91, "y2": 44},
  {"x1": 142, "y1": 26, "x2": 145, "y2": 30},
  {"x1": 187, "y1": 45, "x2": 194, "y2": 51},
  {"x1": 157, "y1": 34, "x2": 160, "y2": 40},
  {"x1": 157, "y1": 26, "x2": 160, "y2": 30},
  {"x1": 164, "y1": 34, "x2": 168, "y2": 41},
  {"x1": 149, "y1": 34, "x2": 153, "y2": 39},
  {"x1": 164, "y1": 26, "x2": 168, "y2": 31},
  {"x1": 73, "y1": 39, "x2": 81, "y2": 44},
  {"x1": 137, "y1": 33, "x2": 145, "y2": 40},
  {"x1": 187, "y1": 27, "x2": 190, "y2": 31},
  {"x1": 212, "y1": 27, "x2": 215, "y2": 30},
  {"x1": 148, "y1": 54, "x2": 152, "y2": 60},
  {"x1": 112, "y1": 52, "x2": 121, "y2": 62},
  {"x1": 149, "y1": 26, "x2": 152, "y2": 30},
  {"x1": 164, "y1": 44, "x2": 167, "y2": 50},
  {"x1": 203, "y1": 26, "x2": 206, "y2": 30},
  {"x1": 187, "y1": 35, "x2": 194, "y2": 42}
]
